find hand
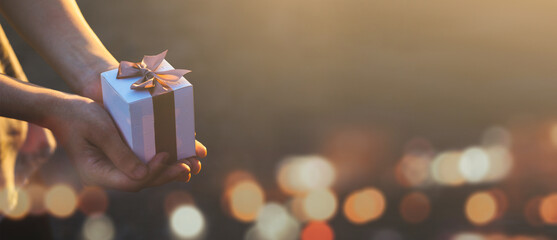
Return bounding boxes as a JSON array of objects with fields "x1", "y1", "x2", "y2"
[
  {"x1": 45, "y1": 94, "x2": 201, "y2": 191},
  {"x1": 76, "y1": 65, "x2": 207, "y2": 187},
  {"x1": 78, "y1": 66, "x2": 207, "y2": 184}
]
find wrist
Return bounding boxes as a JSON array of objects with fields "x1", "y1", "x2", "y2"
[
  {"x1": 39, "y1": 92, "x2": 91, "y2": 133},
  {"x1": 76, "y1": 58, "x2": 118, "y2": 101}
]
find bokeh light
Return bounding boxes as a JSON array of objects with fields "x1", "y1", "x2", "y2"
[
  {"x1": 82, "y1": 214, "x2": 115, "y2": 240},
  {"x1": 459, "y1": 147, "x2": 490, "y2": 183},
  {"x1": 288, "y1": 196, "x2": 309, "y2": 222},
  {"x1": 432, "y1": 151, "x2": 465, "y2": 186},
  {"x1": 549, "y1": 123, "x2": 557, "y2": 147},
  {"x1": 164, "y1": 190, "x2": 195, "y2": 217},
  {"x1": 78, "y1": 186, "x2": 109, "y2": 216},
  {"x1": 301, "y1": 221, "x2": 334, "y2": 240},
  {"x1": 255, "y1": 203, "x2": 300, "y2": 240},
  {"x1": 277, "y1": 155, "x2": 335, "y2": 195},
  {"x1": 395, "y1": 153, "x2": 431, "y2": 187},
  {"x1": 302, "y1": 189, "x2": 337, "y2": 221},
  {"x1": 243, "y1": 225, "x2": 259, "y2": 240},
  {"x1": 400, "y1": 191, "x2": 430, "y2": 224},
  {"x1": 0, "y1": 187, "x2": 31, "y2": 220},
  {"x1": 222, "y1": 171, "x2": 262, "y2": 222},
  {"x1": 224, "y1": 170, "x2": 255, "y2": 190},
  {"x1": 170, "y1": 205, "x2": 205, "y2": 239},
  {"x1": 489, "y1": 189, "x2": 508, "y2": 219},
  {"x1": 343, "y1": 187, "x2": 386, "y2": 224},
  {"x1": 539, "y1": 193, "x2": 557, "y2": 225},
  {"x1": 484, "y1": 146, "x2": 514, "y2": 182},
  {"x1": 26, "y1": 184, "x2": 46, "y2": 215},
  {"x1": 45, "y1": 184, "x2": 78, "y2": 218},
  {"x1": 228, "y1": 180, "x2": 265, "y2": 222},
  {"x1": 482, "y1": 126, "x2": 512, "y2": 148},
  {"x1": 452, "y1": 232, "x2": 485, "y2": 240},
  {"x1": 465, "y1": 191, "x2": 498, "y2": 226}
]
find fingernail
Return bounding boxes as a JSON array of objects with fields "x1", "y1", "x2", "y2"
[
  {"x1": 192, "y1": 161, "x2": 201, "y2": 175},
  {"x1": 198, "y1": 146, "x2": 207, "y2": 158},
  {"x1": 133, "y1": 165, "x2": 148, "y2": 178},
  {"x1": 185, "y1": 173, "x2": 191, "y2": 183},
  {"x1": 183, "y1": 159, "x2": 199, "y2": 175},
  {"x1": 183, "y1": 163, "x2": 191, "y2": 173}
]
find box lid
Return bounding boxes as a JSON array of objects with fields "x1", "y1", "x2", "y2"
[{"x1": 101, "y1": 59, "x2": 192, "y2": 104}]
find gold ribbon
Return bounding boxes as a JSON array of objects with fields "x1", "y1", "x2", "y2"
[{"x1": 117, "y1": 50, "x2": 190, "y2": 91}]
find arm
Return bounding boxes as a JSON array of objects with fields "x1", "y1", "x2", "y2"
[
  {"x1": 0, "y1": 0, "x2": 206, "y2": 188},
  {"x1": 0, "y1": 0, "x2": 116, "y2": 101}
]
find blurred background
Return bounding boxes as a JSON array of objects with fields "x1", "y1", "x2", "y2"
[{"x1": 2, "y1": 0, "x2": 557, "y2": 239}]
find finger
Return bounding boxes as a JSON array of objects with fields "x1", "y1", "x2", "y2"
[
  {"x1": 82, "y1": 158, "x2": 144, "y2": 192},
  {"x1": 195, "y1": 140, "x2": 207, "y2": 158},
  {"x1": 83, "y1": 153, "x2": 174, "y2": 191},
  {"x1": 149, "y1": 163, "x2": 191, "y2": 186},
  {"x1": 173, "y1": 169, "x2": 191, "y2": 183},
  {"x1": 93, "y1": 125, "x2": 148, "y2": 180},
  {"x1": 145, "y1": 152, "x2": 171, "y2": 181},
  {"x1": 180, "y1": 158, "x2": 201, "y2": 175}
]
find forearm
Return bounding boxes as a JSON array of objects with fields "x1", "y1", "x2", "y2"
[
  {"x1": 0, "y1": 74, "x2": 74, "y2": 128},
  {"x1": 0, "y1": 0, "x2": 117, "y2": 97}
]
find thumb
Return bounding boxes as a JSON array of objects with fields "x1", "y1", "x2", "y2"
[{"x1": 94, "y1": 127, "x2": 148, "y2": 180}]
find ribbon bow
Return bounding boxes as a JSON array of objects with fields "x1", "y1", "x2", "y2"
[{"x1": 117, "y1": 50, "x2": 191, "y2": 91}]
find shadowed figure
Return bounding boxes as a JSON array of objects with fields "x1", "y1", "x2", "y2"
[{"x1": 0, "y1": 23, "x2": 55, "y2": 210}]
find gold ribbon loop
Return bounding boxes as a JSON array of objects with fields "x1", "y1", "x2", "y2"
[{"x1": 117, "y1": 50, "x2": 191, "y2": 91}]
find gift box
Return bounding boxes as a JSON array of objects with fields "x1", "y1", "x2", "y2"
[{"x1": 100, "y1": 50, "x2": 195, "y2": 163}]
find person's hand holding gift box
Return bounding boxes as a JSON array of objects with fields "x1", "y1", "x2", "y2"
[
  {"x1": 43, "y1": 50, "x2": 207, "y2": 191},
  {"x1": 0, "y1": 0, "x2": 206, "y2": 204},
  {"x1": 100, "y1": 50, "x2": 202, "y2": 182}
]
